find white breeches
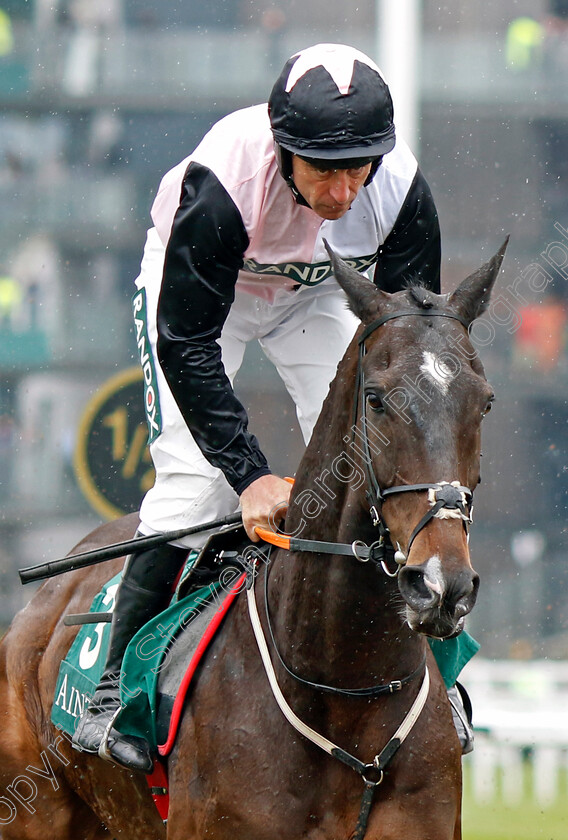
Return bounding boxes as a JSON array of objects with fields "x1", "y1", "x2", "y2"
[{"x1": 135, "y1": 228, "x2": 359, "y2": 547}]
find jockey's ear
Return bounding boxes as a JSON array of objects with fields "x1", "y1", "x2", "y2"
[
  {"x1": 323, "y1": 239, "x2": 389, "y2": 323},
  {"x1": 448, "y1": 237, "x2": 509, "y2": 326}
]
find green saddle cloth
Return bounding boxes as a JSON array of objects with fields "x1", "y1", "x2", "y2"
[
  {"x1": 50, "y1": 567, "x2": 224, "y2": 742},
  {"x1": 117, "y1": 578, "x2": 225, "y2": 746},
  {"x1": 428, "y1": 634, "x2": 480, "y2": 688},
  {"x1": 51, "y1": 571, "x2": 122, "y2": 735}
]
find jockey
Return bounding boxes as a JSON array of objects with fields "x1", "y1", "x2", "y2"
[{"x1": 72, "y1": 43, "x2": 473, "y2": 773}]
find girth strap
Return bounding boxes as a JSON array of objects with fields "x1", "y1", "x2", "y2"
[{"x1": 350, "y1": 782, "x2": 379, "y2": 840}]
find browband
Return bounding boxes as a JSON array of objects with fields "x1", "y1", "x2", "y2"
[{"x1": 359, "y1": 309, "x2": 469, "y2": 345}]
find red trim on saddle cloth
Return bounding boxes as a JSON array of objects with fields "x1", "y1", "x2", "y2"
[
  {"x1": 158, "y1": 571, "x2": 247, "y2": 757},
  {"x1": 146, "y1": 761, "x2": 170, "y2": 821},
  {"x1": 144, "y1": 572, "x2": 246, "y2": 821}
]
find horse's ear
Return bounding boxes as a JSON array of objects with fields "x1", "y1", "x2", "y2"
[
  {"x1": 448, "y1": 237, "x2": 509, "y2": 325},
  {"x1": 324, "y1": 239, "x2": 387, "y2": 322}
]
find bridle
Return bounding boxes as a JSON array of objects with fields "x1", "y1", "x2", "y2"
[
  {"x1": 255, "y1": 306, "x2": 477, "y2": 574},
  {"x1": 354, "y1": 307, "x2": 474, "y2": 565}
]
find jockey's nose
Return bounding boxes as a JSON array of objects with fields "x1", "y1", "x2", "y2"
[{"x1": 328, "y1": 172, "x2": 351, "y2": 204}]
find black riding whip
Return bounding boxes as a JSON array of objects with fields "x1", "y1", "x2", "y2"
[{"x1": 18, "y1": 511, "x2": 243, "y2": 585}]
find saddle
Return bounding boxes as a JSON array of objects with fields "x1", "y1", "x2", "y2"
[
  {"x1": 52, "y1": 524, "x2": 252, "y2": 756},
  {"x1": 119, "y1": 523, "x2": 252, "y2": 757}
]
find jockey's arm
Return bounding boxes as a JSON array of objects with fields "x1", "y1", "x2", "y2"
[
  {"x1": 154, "y1": 162, "x2": 273, "y2": 496},
  {"x1": 373, "y1": 168, "x2": 441, "y2": 294}
]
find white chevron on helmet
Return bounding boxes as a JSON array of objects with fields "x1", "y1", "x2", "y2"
[{"x1": 285, "y1": 43, "x2": 382, "y2": 95}]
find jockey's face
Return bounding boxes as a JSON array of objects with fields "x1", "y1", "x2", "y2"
[{"x1": 291, "y1": 156, "x2": 372, "y2": 220}]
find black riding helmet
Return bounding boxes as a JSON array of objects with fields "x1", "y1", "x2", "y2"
[{"x1": 268, "y1": 44, "x2": 396, "y2": 204}]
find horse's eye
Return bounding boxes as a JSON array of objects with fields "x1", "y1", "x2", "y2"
[
  {"x1": 366, "y1": 392, "x2": 384, "y2": 412},
  {"x1": 482, "y1": 396, "x2": 495, "y2": 416}
]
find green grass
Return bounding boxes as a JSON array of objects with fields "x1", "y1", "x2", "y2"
[{"x1": 462, "y1": 764, "x2": 568, "y2": 840}]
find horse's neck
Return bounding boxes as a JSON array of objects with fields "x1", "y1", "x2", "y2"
[{"x1": 270, "y1": 373, "x2": 423, "y2": 689}]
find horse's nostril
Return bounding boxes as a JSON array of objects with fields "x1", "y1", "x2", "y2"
[
  {"x1": 398, "y1": 567, "x2": 439, "y2": 608},
  {"x1": 453, "y1": 597, "x2": 471, "y2": 618},
  {"x1": 453, "y1": 571, "x2": 479, "y2": 606},
  {"x1": 459, "y1": 572, "x2": 480, "y2": 607},
  {"x1": 399, "y1": 565, "x2": 480, "y2": 617}
]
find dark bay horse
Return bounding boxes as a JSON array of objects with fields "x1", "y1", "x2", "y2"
[{"x1": 0, "y1": 241, "x2": 507, "y2": 840}]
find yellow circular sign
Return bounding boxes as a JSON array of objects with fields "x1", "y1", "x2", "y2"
[{"x1": 74, "y1": 367, "x2": 155, "y2": 520}]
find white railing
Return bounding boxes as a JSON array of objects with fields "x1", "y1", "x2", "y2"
[{"x1": 463, "y1": 658, "x2": 568, "y2": 806}]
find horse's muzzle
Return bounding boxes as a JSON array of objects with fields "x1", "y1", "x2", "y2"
[{"x1": 397, "y1": 561, "x2": 480, "y2": 639}]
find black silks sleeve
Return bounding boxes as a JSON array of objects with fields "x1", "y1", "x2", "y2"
[
  {"x1": 156, "y1": 161, "x2": 272, "y2": 495},
  {"x1": 373, "y1": 169, "x2": 441, "y2": 293}
]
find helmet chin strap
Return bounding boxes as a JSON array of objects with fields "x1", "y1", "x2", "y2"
[
  {"x1": 286, "y1": 176, "x2": 310, "y2": 207},
  {"x1": 274, "y1": 144, "x2": 310, "y2": 206}
]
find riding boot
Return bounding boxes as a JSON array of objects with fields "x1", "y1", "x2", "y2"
[
  {"x1": 448, "y1": 682, "x2": 474, "y2": 755},
  {"x1": 72, "y1": 541, "x2": 188, "y2": 773}
]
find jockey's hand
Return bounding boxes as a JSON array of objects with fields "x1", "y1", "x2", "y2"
[{"x1": 240, "y1": 474, "x2": 292, "y2": 542}]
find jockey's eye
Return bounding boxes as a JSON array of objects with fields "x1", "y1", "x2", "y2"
[{"x1": 366, "y1": 391, "x2": 384, "y2": 413}]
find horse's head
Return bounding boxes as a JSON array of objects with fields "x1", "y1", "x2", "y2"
[{"x1": 326, "y1": 239, "x2": 508, "y2": 639}]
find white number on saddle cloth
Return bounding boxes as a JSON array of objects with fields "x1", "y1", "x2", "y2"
[{"x1": 78, "y1": 583, "x2": 119, "y2": 671}]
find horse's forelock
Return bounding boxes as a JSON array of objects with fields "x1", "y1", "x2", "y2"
[{"x1": 405, "y1": 283, "x2": 440, "y2": 310}]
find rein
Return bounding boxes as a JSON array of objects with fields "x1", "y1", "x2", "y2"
[
  {"x1": 262, "y1": 547, "x2": 426, "y2": 698},
  {"x1": 254, "y1": 526, "x2": 402, "y2": 575}
]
